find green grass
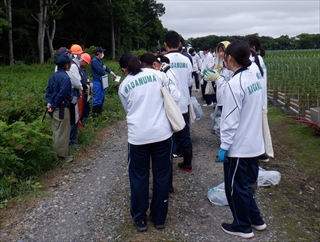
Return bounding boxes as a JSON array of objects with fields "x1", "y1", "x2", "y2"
[
  {"x1": 268, "y1": 104, "x2": 320, "y2": 177},
  {"x1": 261, "y1": 103, "x2": 320, "y2": 241}
]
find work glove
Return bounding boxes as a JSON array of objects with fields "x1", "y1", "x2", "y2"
[
  {"x1": 217, "y1": 148, "x2": 228, "y2": 162},
  {"x1": 204, "y1": 70, "x2": 222, "y2": 82}
]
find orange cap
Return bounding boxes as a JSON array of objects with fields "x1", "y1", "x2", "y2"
[
  {"x1": 70, "y1": 44, "x2": 83, "y2": 54},
  {"x1": 81, "y1": 53, "x2": 91, "y2": 64}
]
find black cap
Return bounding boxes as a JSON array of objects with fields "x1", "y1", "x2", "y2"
[
  {"x1": 57, "y1": 47, "x2": 71, "y2": 56},
  {"x1": 96, "y1": 47, "x2": 106, "y2": 53}
]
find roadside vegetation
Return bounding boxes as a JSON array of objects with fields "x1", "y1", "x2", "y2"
[{"x1": 0, "y1": 60, "x2": 125, "y2": 208}]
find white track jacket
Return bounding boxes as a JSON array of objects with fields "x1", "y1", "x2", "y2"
[
  {"x1": 220, "y1": 68, "x2": 265, "y2": 157},
  {"x1": 118, "y1": 68, "x2": 173, "y2": 145},
  {"x1": 166, "y1": 51, "x2": 193, "y2": 114}
]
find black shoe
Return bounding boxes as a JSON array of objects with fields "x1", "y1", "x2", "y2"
[
  {"x1": 221, "y1": 223, "x2": 254, "y2": 239},
  {"x1": 154, "y1": 224, "x2": 165, "y2": 230},
  {"x1": 149, "y1": 215, "x2": 165, "y2": 230},
  {"x1": 132, "y1": 220, "x2": 147, "y2": 232},
  {"x1": 258, "y1": 154, "x2": 269, "y2": 162},
  {"x1": 251, "y1": 218, "x2": 267, "y2": 231}
]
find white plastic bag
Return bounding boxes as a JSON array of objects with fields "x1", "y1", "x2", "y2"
[
  {"x1": 190, "y1": 96, "x2": 203, "y2": 120},
  {"x1": 258, "y1": 167, "x2": 281, "y2": 187},
  {"x1": 207, "y1": 182, "x2": 228, "y2": 206},
  {"x1": 210, "y1": 106, "x2": 221, "y2": 135}
]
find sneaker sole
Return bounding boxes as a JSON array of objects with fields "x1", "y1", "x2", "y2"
[
  {"x1": 221, "y1": 225, "x2": 254, "y2": 239},
  {"x1": 251, "y1": 223, "x2": 267, "y2": 231},
  {"x1": 259, "y1": 159, "x2": 269, "y2": 162},
  {"x1": 154, "y1": 224, "x2": 165, "y2": 230}
]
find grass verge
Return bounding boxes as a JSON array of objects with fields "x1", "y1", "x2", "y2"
[{"x1": 258, "y1": 104, "x2": 320, "y2": 241}]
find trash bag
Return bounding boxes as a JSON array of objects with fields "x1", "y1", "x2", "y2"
[
  {"x1": 207, "y1": 182, "x2": 228, "y2": 206},
  {"x1": 191, "y1": 96, "x2": 203, "y2": 120},
  {"x1": 258, "y1": 167, "x2": 281, "y2": 187},
  {"x1": 210, "y1": 106, "x2": 221, "y2": 135}
]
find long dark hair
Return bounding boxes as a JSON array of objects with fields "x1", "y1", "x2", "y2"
[
  {"x1": 119, "y1": 52, "x2": 142, "y2": 75},
  {"x1": 246, "y1": 36, "x2": 266, "y2": 57},
  {"x1": 250, "y1": 49, "x2": 264, "y2": 76},
  {"x1": 225, "y1": 40, "x2": 252, "y2": 68}
]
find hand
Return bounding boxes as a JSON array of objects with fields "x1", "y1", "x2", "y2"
[
  {"x1": 217, "y1": 148, "x2": 228, "y2": 162},
  {"x1": 204, "y1": 70, "x2": 222, "y2": 82},
  {"x1": 113, "y1": 74, "x2": 117, "y2": 78}
]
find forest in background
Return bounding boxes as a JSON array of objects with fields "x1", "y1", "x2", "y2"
[{"x1": 0, "y1": 0, "x2": 319, "y2": 65}]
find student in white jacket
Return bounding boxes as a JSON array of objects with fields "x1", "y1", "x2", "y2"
[
  {"x1": 217, "y1": 40, "x2": 267, "y2": 239},
  {"x1": 140, "y1": 53, "x2": 180, "y2": 104},
  {"x1": 247, "y1": 36, "x2": 269, "y2": 162},
  {"x1": 118, "y1": 52, "x2": 173, "y2": 232},
  {"x1": 188, "y1": 48, "x2": 201, "y2": 91},
  {"x1": 139, "y1": 52, "x2": 180, "y2": 193},
  {"x1": 165, "y1": 30, "x2": 193, "y2": 172},
  {"x1": 200, "y1": 45, "x2": 216, "y2": 106},
  {"x1": 204, "y1": 41, "x2": 233, "y2": 135}
]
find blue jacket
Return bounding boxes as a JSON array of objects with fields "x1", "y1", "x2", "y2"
[
  {"x1": 45, "y1": 69, "x2": 72, "y2": 111},
  {"x1": 182, "y1": 49, "x2": 193, "y2": 65},
  {"x1": 91, "y1": 56, "x2": 112, "y2": 81},
  {"x1": 81, "y1": 68, "x2": 89, "y2": 82}
]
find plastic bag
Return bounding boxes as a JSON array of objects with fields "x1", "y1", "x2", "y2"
[
  {"x1": 190, "y1": 96, "x2": 203, "y2": 120},
  {"x1": 210, "y1": 106, "x2": 221, "y2": 135},
  {"x1": 207, "y1": 182, "x2": 228, "y2": 206},
  {"x1": 258, "y1": 167, "x2": 281, "y2": 187}
]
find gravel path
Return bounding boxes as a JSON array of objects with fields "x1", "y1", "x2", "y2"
[{"x1": 1, "y1": 91, "x2": 287, "y2": 241}]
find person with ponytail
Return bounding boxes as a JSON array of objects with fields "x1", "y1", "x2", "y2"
[
  {"x1": 217, "y1": 40, "x2": 267, "y2": 239},
  {"x1": 118, "y1": 52, "x2": 173, "y2": 232},
  {"x1": 247, "y1": 36, "x2": 270, "y2": 163},
  {"x1": 139, "y1": 52, "x2": 181, "y2": 194}
]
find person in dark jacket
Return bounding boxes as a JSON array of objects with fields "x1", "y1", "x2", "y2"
[
  {"x1": 79, "y1": 53, "x2": 92, "y2": 124},
  {"x1": 45, "y1": 53, "x2": 73, "y2": 163},
  {"x1": 91, "y1": 47, "x2": 117, "y2": 116}
]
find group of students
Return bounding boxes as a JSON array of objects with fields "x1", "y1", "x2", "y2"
[
  {"x1": 118, "y1": 33, "x2": 270, "y2": 239},
  {"x1": 45, "y1": 45, "x2": 117, "y2": 163}
]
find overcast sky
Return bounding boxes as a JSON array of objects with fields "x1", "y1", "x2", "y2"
[{"x1": 158, "y1": 0, "x2": 320, "y2": 39}]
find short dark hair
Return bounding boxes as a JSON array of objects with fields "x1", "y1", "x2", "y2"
[
  {"x1": 164, "y1": 30, "x2": 180, "y2": 49},
  {"x1": 140, "y1": 53, "x2": 158, "y2": 67},
  {"x1": 201, "y1": 45, "x2": 210, "y2": 51},
  {"x1": 188, "y1": 48, "x2": 195, "y2": 54}
]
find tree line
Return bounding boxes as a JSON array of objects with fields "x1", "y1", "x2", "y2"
[
  {"x1": 0, "y1": 0, "x2": 319, "y2": 65},
  {"x1": 0, "y1": 0, "x2": 166, "y2": 65},
  {"x1": 187, "y1": 33, "x2": 320, "y2": 53}
]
